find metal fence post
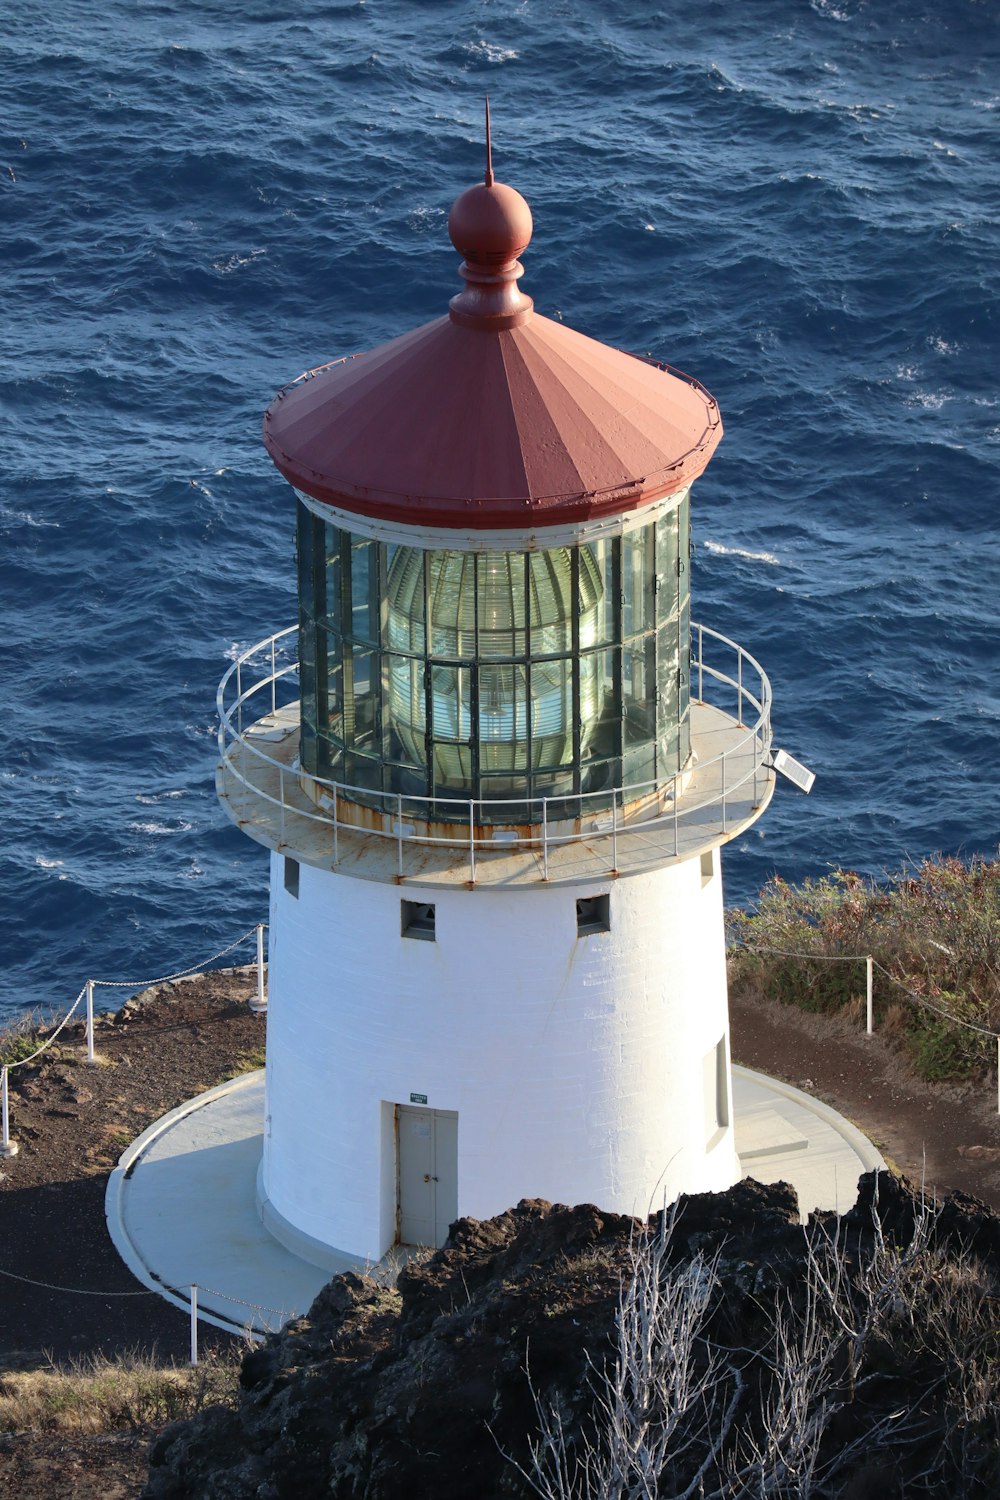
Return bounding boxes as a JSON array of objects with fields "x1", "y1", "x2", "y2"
[
  {"x1": 866, "y1": 956, "x2": 874, "y2": 1035},
  {"x1": 85, "y1": 979, "x2": 97, "y2": 1064},
  {"x1": 542, "y1": 799, "x2": 549, "y2": 882},
  {"x1": 250, "y1": 924, "x2": 267, "y2": 1013},
  {"x1": 721, "y1": 750, "x2": 728, "y2": 833},
  {"x1": 468, "y1": 801, "x2": 476, "y2": 885},
  {"x1": 1, "y1": 1067, "x2": 18, "y2": 1158},
  {"x1": 190, "y1": 1285, "x2": 199, "y2": 1365},
  {"x1": 610, "y1": 791, "x2": 618, "y2": 875},
  {"x1": 397, "y1": 793, "x2": 404, "y2": 880}
]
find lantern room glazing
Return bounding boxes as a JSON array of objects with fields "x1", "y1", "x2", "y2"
[{"x1": 296, "y1": 494, "x2": 693, "y2": 821}]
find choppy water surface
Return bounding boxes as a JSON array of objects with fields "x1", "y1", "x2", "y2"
[{"x1": 2, "y1": 0, "x2": 998, "y2": 1019}]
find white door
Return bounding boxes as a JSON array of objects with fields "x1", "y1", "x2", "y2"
[{"x1": 397, "y1": 1106, "x2": 458, "y2": 1247}]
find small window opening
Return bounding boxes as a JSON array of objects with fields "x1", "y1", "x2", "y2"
[
  {"x1": 284, "y1": 856, "x2": 300, "y2": 898},
  {"x1": 576, "y1": 894, "x2": 611, "y2": 936},
  {"x1": 402, "y1": 899, "x2": 436, "y2": 941},
  {"x1": 704, "y1": 1035, "x2": 730, "y2": 1146},
  {"x1": 700, "y1": 850, "x2": 714, "y2": 886}
]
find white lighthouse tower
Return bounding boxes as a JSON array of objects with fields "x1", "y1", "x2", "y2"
[{"x1": 217, "y1": 148, "x2": 777, "y2": 1269}]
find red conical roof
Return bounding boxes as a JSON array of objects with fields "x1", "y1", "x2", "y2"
[{"x1": 263, "y1": 168, "x2": 722, "y2": 532}]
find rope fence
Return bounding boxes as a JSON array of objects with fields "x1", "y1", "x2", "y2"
[
  {"x1": 1, "y1": 922, "x2": 268, "y2": 1157},
  {"x1": 0, "y1": 1262, "x2": 292, "y2": 1357},
  {"x1": 737, "y1": 941, "x2": 1000, "y2": 1114}
]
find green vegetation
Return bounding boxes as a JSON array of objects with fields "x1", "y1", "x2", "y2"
[
  {"x1": 728, "y1": 855, "x2": 1000, "y2": 1081},
  {"x1": 0, "y1": 1350, "x2": 239, "y2": 1434}
]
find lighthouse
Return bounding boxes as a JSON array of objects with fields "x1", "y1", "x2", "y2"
[{"x1": 216, "y1": 144, "x2": 777, "y2": 1269}]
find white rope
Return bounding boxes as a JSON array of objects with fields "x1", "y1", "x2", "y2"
[
  {"x1": 0, "y1": 1264, "x2": 157, "y2": 1296},
  {"x1": 735, "y1": 942, "x2": 867, "y2": 963},
  {"x1": 4, "y1": 988, "x2": 87, "y2": 1073},
  {"x1": 195, "y1": 1284, "x2": 293, "y2": 1322},
  {"x1": 736, "y1": 942, "x2": 999, "y2": 1042},
  {"x1": 90, "y1": 925, "x2": 263, "y2": 989}
]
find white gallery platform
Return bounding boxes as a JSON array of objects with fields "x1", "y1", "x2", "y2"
[{"x1": 105, "y1": 1067, "x2": 885, "y2": 1337}]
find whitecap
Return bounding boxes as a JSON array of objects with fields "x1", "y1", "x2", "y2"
[
  {"x1": 35, "y1": 856, "x2": 64, "y2": 869},
  {"x1": 212, "y1": 248, "x2": 267, "y2": 275},
  {"x1": 907, "y1": 391, "x2": 950, "y2": 410},
  {"x1": 932, "y1": 141, "x2": 957, "y2": 158},
  {"x1": 127, "y1": 819, "x2": 194, "y2": 836},
  {"x1": 0, "y1": 506, "x2": 60, "y2": 529},
  {"x1": 928, "y1": 335, "x2": 959, "y2": 355},
  {"x1": 135, "y1": 789, "x2": 188, "y2": 805},
  {"x1": 702, "y1": 540, "x2": 780, "y2": 566},
  {"x1": 463, "y1": 40, "x2": 518, "y2": 64}
]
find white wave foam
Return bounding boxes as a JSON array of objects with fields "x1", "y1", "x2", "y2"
[
  {"x1": 212, "y1": 248, "x2": 267, "y2": 275},
  {"x1": 928, "y1": 335, "x2": 959, "y2": 355},
  {"x1": 907, "y1": 391, "x2": 950, "y2": 410},
  {"x1": 702, "y1": 539, "x2": 780, "y2": 566},
  {"x1": 464, "y1": 40, "x2": 518, "y2": 63},
  {"x1": 933, "y1": 141, "x2": 958, "y2": 158},
  {"x1": 35, "y1": 856, "x2": 64, "y2": 869},
  {"x1": 135, "y1": 789, "x2": 188, "y2": 805},
  {"x1": 0, "y1": 506, "x2": 60, "y2": 529},
  {"x1": 127, "y1": 819, "x2": 193, "y2": 836}
]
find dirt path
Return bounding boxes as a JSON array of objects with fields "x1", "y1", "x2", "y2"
[{"x1": 730, "y1": 988, "x2": 1000, "y2": 1211}]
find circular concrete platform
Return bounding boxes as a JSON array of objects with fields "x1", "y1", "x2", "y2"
[{"x1": 105, "y1": 1068, "x2": 884, "y2": 1336}]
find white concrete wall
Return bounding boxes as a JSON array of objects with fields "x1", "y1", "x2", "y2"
[{"x1": 262, "y1": 847, "x2": 740, "y2": 1263}]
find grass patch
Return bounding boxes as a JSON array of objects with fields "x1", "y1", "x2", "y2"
[
  {"x1": 0, "y1": 1349, "x2": 240, "y2": 1434},
  {"x1": 728, "y1": 855, "x2": 1000, "y2": 1083},
  {"x1": 222, "y1": 1048, "x2": 267, "y2": 1080}
]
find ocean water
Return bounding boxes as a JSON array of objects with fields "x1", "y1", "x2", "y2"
[{"x1": 2, "y1": 0, "x2": 998, "y2": 1022}]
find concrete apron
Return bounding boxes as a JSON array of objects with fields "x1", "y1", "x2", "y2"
[{"x1": 105, "y1": 1068, "x2": 885, "y2": 1337}]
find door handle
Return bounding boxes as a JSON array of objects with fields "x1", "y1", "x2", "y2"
[{"x1": 423, "y1": 1173, "x2": 438, "y2": 1183}]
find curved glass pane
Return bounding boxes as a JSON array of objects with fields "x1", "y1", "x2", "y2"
[{"x1": 296, "y1": 494, "x2": 692, "y2": 818}]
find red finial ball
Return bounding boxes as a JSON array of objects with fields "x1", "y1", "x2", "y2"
[{"x1": 448, "y1": 181, "x2": 533, "y2": 270}]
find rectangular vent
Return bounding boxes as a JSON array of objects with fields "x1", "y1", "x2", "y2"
[
  {"x1": 401, "y1": 899, "x2": 436, "y2": 941},
  {"x1": 284, "y1": 856, "x2": 300, "y2": 898},
  {"x1": 576, "y1": 894, "x2": 611, "y2": 936}
]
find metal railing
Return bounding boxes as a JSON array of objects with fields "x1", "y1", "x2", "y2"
[{"x1": 217, "y1": 623, "x2": 773, "y2": 880}]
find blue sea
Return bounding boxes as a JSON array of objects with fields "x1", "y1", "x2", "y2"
[{"x1": 2, "y1": 0, "x2": 998, "y2": 1023}]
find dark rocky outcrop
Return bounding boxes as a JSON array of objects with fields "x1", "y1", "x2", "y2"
[{"x1": 143, "y1": 1176, "x2": 1000, "y2": 1499}]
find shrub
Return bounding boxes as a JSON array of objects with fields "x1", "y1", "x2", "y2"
[{"x1": 728, "y1": 855, "x2": 1000, "y2": 1083}]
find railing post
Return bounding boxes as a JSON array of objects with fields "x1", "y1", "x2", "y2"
[
  {"x1": 542, "y1": 799, "x2": 549, "y2": 881},
  {"x1": 236, "y1": 661, "x2": 243, "y2": 739},
  {"x1": 270, "y1": 637, "x2": 277, "y2": 716},
  {"x1": 721, "y1": 750, "x2": 728, "y2": 833},
  {"x1": 332, "y1": 784, "x2": 339, "y2": 867},
  {"x1": 279, "y1": 767, "x2": 286, "y2": 847},
  {"x1": 468, "y1": 801, "x2": 476, "y2": 886},
  {"x1": 737, "y1": 646, "x2": 743, "y2": 725},
  {"x1": 1, "y1": 1067, "x2": 18, "y2": 1158},
  {"x1": 397, "y1": 793, "x2": 404, "y2": 880},
  {"x1": 190, "y1": 1285, "x2": 199, "y2": 1366},
  {"x1": 250, "y1": 924, "x2": 267, "y2": 1014},
  {"x1": 673, "y1": 772, "x2": 679, "y2": 856},
  {"x1": 85, "y1": 979, "x2": 97, "y2": 1064},
  {"x1": 610, "y1": 790, "x2": 618, "y2": 875},
  {"x1": 866, "y1": 956, "x2": 874, "y2": 1035},
  {"x1": 697, "y1": 623, "x2": 704, "y2": 701}
]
